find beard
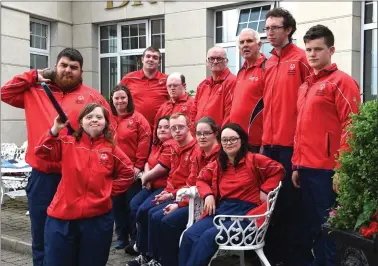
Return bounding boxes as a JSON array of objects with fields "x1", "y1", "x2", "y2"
[{"x1": 55, "y1": 72, "x2": 82, "y2": 91}]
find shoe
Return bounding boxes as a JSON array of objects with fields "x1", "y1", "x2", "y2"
[
  {"x1": 114, "y1": 240, "x2": 126, "y2": 249},
  {"x1": 126, "y1": 255, "x2": 149, "y2": 266},
  {"x1": 142, "y1": 259, "x2": 162, "y2": 266},
  {"x1": 125, "y1": 241, "x2": 139, "y2": 255}
]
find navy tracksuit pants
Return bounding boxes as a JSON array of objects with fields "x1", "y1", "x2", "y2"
[
  {"x1": 43, "y1": 211, "x2": 114, "y2": 266},
  {"x1": 263, "y1": 145, "x2": 300, "y2": 265},
  {"x1": 153, "y1": 206, "x2": 188, "y2": 266},
  {"x1": 178, "y1": 199, "x2": 256, "y2": 266},
  {"x1": 112, "y1": 179, "x2": 142, "y2": 245},
  {"x1": 26, "y1": 169, "x2": 61, "y2": 266},
  {"x1": 296, "y1": 168, "x2": 336, "y2": 266},
  {"x1": 130, "y1": 187, "x2": 164, "y2": 252}
]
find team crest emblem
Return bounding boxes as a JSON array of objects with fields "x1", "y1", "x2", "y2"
[
  {"x1": 159, "y1": 79, "x2": 165, "y2": 85},
  {"x1": 76, "y1": 95, "x2": 84, "y2": 104},
  {"x1": 249, "y1": 76, "x2": 259, "y2": 82},
  {"x1": 316, "y1": 84, "x2": 327, "y2": 96},
  {"x1": 320, "y1": 84, "x2": 325, "y2": 90},
  {"x1": 99, "y1": 153, "x2": 109, "y2": 165},
  {"x1": 127, "y1": 120, "x2": 134, "y2": 128},
  {"x1": 182, "y1": 106, "x2": 187, "y2": 111},
  {"x1": 288, "y1": 64, "x2": 296, "y2": 75}
]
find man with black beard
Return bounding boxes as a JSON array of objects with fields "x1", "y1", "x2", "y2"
[{"x1": 1, "y1": 48, "x2": 112, "y2": 266}]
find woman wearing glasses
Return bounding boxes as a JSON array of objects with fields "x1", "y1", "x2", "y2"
[{"x1": 179, "y1": 123, "x2": 285, "y2": 266}]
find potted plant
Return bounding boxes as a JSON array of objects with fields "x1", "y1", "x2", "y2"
[{"x1": 324, "y1": 100, "x2": 378, "y2": 265}]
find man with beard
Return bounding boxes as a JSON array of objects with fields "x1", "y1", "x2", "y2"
[
  {"x1": 230, "y1": 28, "x2": 266, "y2": 153},
  {"x1": 120, "y1": 46, "x2": 168, "y2": 128},
  {"x1": 1, "y1": 48, "x2": 112, "y2": 266},
  {"x1": 190, "y1": 46, "x2": 236, "y2": 129}
]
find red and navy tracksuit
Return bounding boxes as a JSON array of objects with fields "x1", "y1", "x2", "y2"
[
  {"x1": 130, "y1": 139, "x2": 175, "y2": 253},
  {"x1": 1, "y1": 69, "x2": 112, "y2": 266},
  {"x1": 112, "y1": 111, "x2": 151, "y2": 246},
  {"x1": 262, "y1": 42, "x2": 311, "y2": 264},
  {"x1": 179, "y1": 152, "x2": 285, "y2": 266},
  {"x1": 292, "y1": 64, "x2": 361, "y2": 266},
  {"x1": 34, "y1": 131, "x2": 135, "y2": 266},
  {"x1": 136, "y1": 138, "x2": 197, "y2": 259},
  {"x1": 157, "y1": 145, "x2": 220, "y2": 266},
  {"x1": 120, "y1": 69, "x2": 168, "y2": 128}
]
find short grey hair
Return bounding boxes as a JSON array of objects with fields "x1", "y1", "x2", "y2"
[{"x1": 236, "y1": 28, "x2": 261, "y2": 45}]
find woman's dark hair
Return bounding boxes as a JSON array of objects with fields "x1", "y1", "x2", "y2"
[
  {"x1": 195, "y1": 116, "x2": 220, "y2": 143},
  {"x1": 153, "y1": 115, "x2": 171, "y2": 145},
  {"x1": 219, "y1": 123, "x2": 249, "y2": 172},
  {"x1": 265, "y1": 7, "x2": 297, "y2": 41},
  {"x1": 109, "y1": 84, "x2": 135, "y2": 116},
  {"x1": 74, "y1": 103, "x2": 113, "y2": 145}
]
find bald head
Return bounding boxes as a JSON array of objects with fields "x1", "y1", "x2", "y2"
[
  {"x1": 166, "y1": 72, "x2": 186, "y2": 101},
  {"x1": 207, "y1": 46, "x2": 227, "y2": 58}
]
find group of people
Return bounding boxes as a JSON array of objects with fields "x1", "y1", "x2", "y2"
[{"x1": 1, "y1": 7, "x2": 362, "y2": 266}]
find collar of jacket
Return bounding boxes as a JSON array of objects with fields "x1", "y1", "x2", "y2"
[
  {"x1": 208, "y1": 68, "x2": 231, "y2": 85},
  {"x1": 170, "y1": 92, "x2": 190, "y2": 104},
  {"x1": 240, "y1": 53, "x2": 267, "y2": 71},
  {"x1": 270, "y1": 41, "x2": 295, "y2": 58},
  {"x1": 80, "y1": 130, "x2": 107, "y2": 146}
]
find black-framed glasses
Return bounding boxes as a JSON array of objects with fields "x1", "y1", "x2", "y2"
[
  {"x1": 195, "y1": 131, "x2": 214, "y2": 137},
  {"x1": 263, "y1": 26, "x2": 284, "y2": 32},
  {"x1": 221, "y1": 137, "x2": 240, "y2": 144},
  {"x1": 170, "y1": 124, "x2": 187, "y2": 131},
  {"x1": 207, "y1": 57, "x2": 227, "y2": 63}
]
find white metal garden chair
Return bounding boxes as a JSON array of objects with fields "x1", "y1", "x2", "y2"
[{"x1": 176, "y1": 182, "x2": 282, "y2": 266}]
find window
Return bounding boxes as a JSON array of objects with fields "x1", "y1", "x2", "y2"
[
  {"x1": 215, "y1": 3, "x2": 274, "y2": 74},
  {"x1": 99, "y1": 18, "x2": 165, "y2": 99},
  {"x1": 30, "y1": 19, "x2": 49, "y2": 69},
  {"x1": 361, "y1": 1, "x2": 378, "y2": 102}
]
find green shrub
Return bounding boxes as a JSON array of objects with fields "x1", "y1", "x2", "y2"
[{"x1": 329, "y1": 100, "x2": 378, "y2": 231}]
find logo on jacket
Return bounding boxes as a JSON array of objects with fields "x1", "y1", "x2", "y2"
[
  {"x1": 159, "y1": 79, "x2": 165, "y2": 85},
  {"x1": 288, "y1": 63, "x2": 296, "y2": 75},
  {"x1": 316, "y1": 84, "x2": 327, "y2": 96},
  {"x1": 76, "y1": 95, "x2": 85, "y2": 104},
  {"x1": 99, "y1": 153, "x2": 109, "y2": 165},
  {"x1": 181, "y1": 106, "x2": 187, "y2": 112},
  {"x1": 249, "y1": 76, "x2": 259, "y2": 82},
  {"x1": 127, "y1": 119, "x2": 134, "y2": 128}
]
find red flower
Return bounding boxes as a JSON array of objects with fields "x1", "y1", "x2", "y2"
[{"x1": 360, "y1": 221, "x2": 378, "y2": 238}]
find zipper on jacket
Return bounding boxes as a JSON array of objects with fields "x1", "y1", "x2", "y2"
[
  {"x1": 82, "y1": 139, "x2": 93, "y2": 217},
  {"x1": 270, "y1": 57, "x2": 280, "y2": 147},
  {"x1": 327, "y1": 132, "x2": 330, "y2": 157}
]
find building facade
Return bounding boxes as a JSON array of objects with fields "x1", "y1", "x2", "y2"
[{"x1": 1, "y1": 1, "x2": 377, "y2": 144}]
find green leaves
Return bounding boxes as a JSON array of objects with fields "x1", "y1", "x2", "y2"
[{"x1": 329, "y1": 100, "x2": 378, "y2": 231}]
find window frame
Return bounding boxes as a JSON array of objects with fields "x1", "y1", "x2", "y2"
[
  {"x1": 98, "y1": 18, "x2": 165, "y2": 97},
  {"x1": 30, "y1": 18, "x2": 50, "y2": 68},
  {"x1": 214, "y1": 2, "x2": 275, "y2": 73},
  {"x1": 360, "y1": 0, "x2": 378, "y2": 102}
]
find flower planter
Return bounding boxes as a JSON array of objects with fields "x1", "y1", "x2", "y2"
[{"x1": 322, "y1": 224, "x2": 378, "y2": 265}]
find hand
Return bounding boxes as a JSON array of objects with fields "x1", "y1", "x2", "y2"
[
  {"x1": 259, "y1": 146, "x2": 264, "y2": 155},
  {"x1": 141, "y1": 174, "x2": 149, "y2": 186},
  {"x1": 134, "y1": 167, "x2": 141, "y2": 179},
  {"x1": 163, "y1": 203, "x2": 179, "y2": 215},
  {"x1": 145, "y1": 182, "x2": 152, "y2": 190},
  {"x1": 153, "y1": 191, "x2": 171, "y2": 204},
  {"x1": 292, "y1": 170, "x2": 300, "y2": 188},
  {"x1": 204, "y1": 195, "x2": 216, "y2": 216},
  {"x1": 260, "y1": 191, "x2": 268, "y2": 203},
  {"x1": 51, "y1": 115, "x2": 69, "y2": 136},
  {"x1": 333, "y1": 173, "x2": 340, "y2": 193},
  {"x1": 37, "y1": 68, "x2": 52, "y2": 84}
]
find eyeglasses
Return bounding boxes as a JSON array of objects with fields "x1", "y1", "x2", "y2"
[
  {"x1": 157, "y1": 125, "x2": 170, "y2": 130},
  {"x1": 263, "y1": 26, "x2": 284, "y2": 32},
  {"x1": 170, "y1": 125, "x2": 187, "y2": 131},
  {"x1": 207, "y1": 57, "x2": 227, "y2": 63},
  {"x1": 195, "y1": 131, "x2": 214, "y2": 137},
  {"x1": 221, "y1": 137, "x2": 240, "y2": 145},
  {"x1": 167, "y1": 84, "x2": 183, "y2": 89}
]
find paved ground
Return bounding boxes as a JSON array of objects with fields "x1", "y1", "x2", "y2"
[{"x1": 1, "y1": 197, "x2": 256, "y2": 266}]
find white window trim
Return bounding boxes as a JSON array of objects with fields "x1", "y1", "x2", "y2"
[
  {"x1": 98, "y1": 18, "x2": 165, "y2": 96},
  {"x1": 30, "y1": 18, "x2": 50, "y2": 67},
  {"x1": 360, "y1": 0, "x2": 378, "y2": 102},
  {"x1": 214, "y1": 2, "x2": 275, "y2": 72}
]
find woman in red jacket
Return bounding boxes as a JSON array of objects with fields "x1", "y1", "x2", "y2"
[
  {"x1": 178, "y1": 123, "x2": 285, "y2": 266},
  {"x1": 35, "y1": 103, "x2": 135, "y2": 266},
  {"x1": 110, "y1": 84, "x2": 152, "y2": 251}
]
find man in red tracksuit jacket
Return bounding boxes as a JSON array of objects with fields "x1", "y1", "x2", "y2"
[
  {"x1": 230, "y1": 28, "x2": 266, "y2": 153},
  {"x1": 153, "y1": 73, "x2": 194, "y2": 138},
  {"x1": 190, "y1": 46, "x2": 236, "y2": 129},
  {"x1": 120, "y1": 46, "x2": 168, "y2": 128},
  {"x1": 261, "y1": 8, "x2": 311, "y2": 265},
  {"x1": 292, "y1": 25, "x2": 361, "y2": 266},
  {"x1": 1, "y1": 48, "x2": 112, "y2": 266}
]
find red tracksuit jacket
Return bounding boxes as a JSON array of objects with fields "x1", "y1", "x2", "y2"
[
  {"x1": 177, "y1": 144, "x2": 220, "y2": 208},
  {"x1": 263, "y1": 43, "x2": 311, "y2": 147},
  {"x1": 191, "y1": 68, "x2": 236, "y2": 128},
  {"x1": 230, "y1": 54, "x2": 266, "y2": 146},
  {"x1": 120, "y1": 69, "x2": 168, "y2": 127},
  {"x1": 35, "y1": 131, "x2": 135, "y2": 220},
  {"x1": 292, "y1": 64, "x2": 361, "y2": 170},
  {"x1": 159, "y1": 138, "x2": 198, "y2": 197},
  {"x1": 196, "y1": 152, "x2": 284, "y2": 225},
  {"x1": 1, "y1": 69, "x2": 112, "y2": 174},
  {"x1": 113, "y1": 111, "x2": 151, "y2": 170},
  {"x1": 147, "y1": 139, "x2": 176, "y2": 189}
]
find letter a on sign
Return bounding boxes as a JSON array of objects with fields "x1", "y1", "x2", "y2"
[{"x1": 106, "y1": 0, "x2": 157, "y2": 9}]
